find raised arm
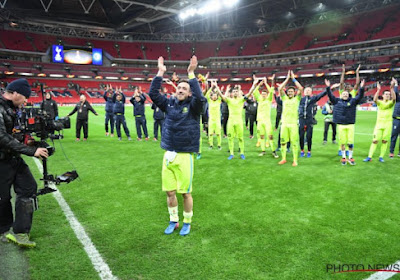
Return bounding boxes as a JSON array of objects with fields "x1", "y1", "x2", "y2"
[
  {"x1": 353, "y1": 79, "x2": 365, "y2": 105},
  {"x1": 67, "y1": 105, "x2": 78, "y2": 116},
  {"x1": 290, "y1": 70, "x2": 304, "y2": 96},
  {"x1": 391, "y1": 78, "x2": 398, "y2": 102},
  {"x1": 340, "y1": 64, "x2": 345, "y2": 91},
  {"x1": 212, "y1": 80, "x2": 226, "y2": 102},
  {"x1": 165, "y1": 79, "x2": 178, "y2": 92},
  {"x1": 373, "y1": 82, "x2": 381, "y2": 103},
  {"x1": 148, "y1": 57, "x2": 169, "y2": 111},
  {"x1": 187, "y1": 56, "x2": 204, "y2": 114},
  {"x1": 354, "y1": 64, "x2": 361, "y2": 91},
  {"x1": 325, "y1": 79, "x2": 339, "y2": 105},
  {"x1": 278, "y1": 70, "x2": 291, "y2": 96}
]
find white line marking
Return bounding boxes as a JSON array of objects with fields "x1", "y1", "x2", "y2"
[
  {"x1": 313, "y1": 127, "x2": 372, "y2": 136},
  {"x1": 363, "y1": 261, "x2": 400, "y2": 280},
  {"x1": 33, "y1": 158, "x2": 117, "y2": 280}
]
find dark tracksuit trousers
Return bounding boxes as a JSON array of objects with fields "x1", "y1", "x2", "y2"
[
  {"x1": 154, "y1": 119, "x2": 164, "y2": 139},
  {"x1": 76, "y1": 118, "x2": 88, "y2": 139},
  {"x1": 0, "y1": 156, "x2": 37, "y2": 234},
  {"x1": 135, "y1": 116, "x2": 148, "y2": 139},
  {"x1": 390, "y1": 118, "x2": 400, "y2": 154},
  {"x1": 299, "y1": 119, "x2": 314, "y2": 151},
  {"x1": 323, "y1": 121, "x2": 337, "y2": 142},
  {"x1": 105, "y1": 111, "x2": 114, "y2": 134},
  {"x1": 115, "y1": 114, "x2": 130, "y2": 138},
  {"x1": 221, "y1": 114, "x2": 229, "y2": 136}
]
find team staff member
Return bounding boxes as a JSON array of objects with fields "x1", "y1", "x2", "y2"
[
  {"x1": 41, "y1": 91, "x2": 58, "y2": 120},
  {"x1": 151, "y1": 102, "x2": 165, "y2": 141},
  {"x1": 149, "y1": 56, "x2": 202, "y2": 236},
  {"x1": 103, "y1": 84, "x2": 115, "y2": 137},
  {"x1": 0, "y1": 78, "x2": 48, "y2": 248},
  {"x1": 130, "y1": 88, "x2": 149, "y2": 141},
  {"x1": 113, "y1": 88, "x2": 131, "y2": 141},
  {"x1": 389, "y1": 78, "x2": 400, "y2": 158},
  {"x1": 297, "y1": 81, "x2": 328, "y2": 158},
  {"x1": 67, "y1": 94, "x2": 98, "y2": 141}
]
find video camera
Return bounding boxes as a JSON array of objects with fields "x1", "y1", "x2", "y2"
[
  {"x1": 18, "y1": 106, "x2": 70, "y2": 141},
  {"x1": 15, "y1": 84, "x2": 78, "y2": 196}
]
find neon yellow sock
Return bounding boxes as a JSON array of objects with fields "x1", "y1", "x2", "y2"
[
  {"x1": 228, "y1": 136, "x2": 234, "y2": 155},
  {"x1": 281, "y1": 144, "x2": 287, "y2": 160},
  {"x1": 368, "y1": 143, "x2": 377, "y2": 158},
  {"x1": 183, "y1": 211, "x2": 193, "y2": 224},
  {"x1": 269, "y1": 139, "x2": 276, "y2": 152},
  {"x1": 261, "y1": 138, "x2": 266, "y2": 152},
  {"x1": 380, "y1": 142, "x2": 388, "y2": 158}
]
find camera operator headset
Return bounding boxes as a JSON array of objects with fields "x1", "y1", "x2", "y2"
[{"x1": 0, "y1": 78, "x2": 48, "y2": 248}]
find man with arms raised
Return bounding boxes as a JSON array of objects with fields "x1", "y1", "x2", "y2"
[{"x1": 149, "y1": 56, "x2": 203, "y2": 236}]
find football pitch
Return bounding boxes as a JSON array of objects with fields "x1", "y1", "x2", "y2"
[{"x1": 3, "y1": 106, "x2": 400, "y2": 280}]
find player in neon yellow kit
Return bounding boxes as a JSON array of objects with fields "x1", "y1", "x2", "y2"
[
  {"x1": 218, "y1": 84, "x2": 250, "y2": 160},
  {"x1": 277, "y1": 70, "x2": 303, "y2": 166},
  {"x1": 250, "y1": 76, "x2": 279, "y2": 158},
  {"x1": 364, "y1": 81, "x2": 396, "y2": 162},
  {"x1": 205, "y1": 80, "x2": 222, "y2": 149}
]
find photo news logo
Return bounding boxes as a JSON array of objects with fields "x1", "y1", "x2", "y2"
[{"x1": 326, "y1": 263, "x2": 400, "y2": 274}]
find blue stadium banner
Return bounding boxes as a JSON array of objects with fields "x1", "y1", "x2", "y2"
[
  {"x1": 52, "y1": 45, "x2": 64, "y2": 63},
  {"x1": 92, "y1": 48, "x2": 103, "y2": 65}
]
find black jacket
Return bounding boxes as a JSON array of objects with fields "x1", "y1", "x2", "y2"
[
  {"x1": 41, "y1": 98, "x2": 58, "y2": 120},
  {"x1": 152, "y1": 103, "x2": 165, "y2": 120},
  {"x1": 0, "y1": 96, "x2": 36, "y2": 157},
  {"x1": 130, "y1": 95, "x2": 146, "y2": 117},
  {"x1": 68, "y1": 101, "x2": 97, "y2": 120},
  {"x1": 149, "y1": 76, "x2": 203, "y2": 153},
  {"x1": 392, "y1": 86, "x2": 400, "y2": 119},
  {"x1": 298, "y1": 89, "x2": 327, "y2": 121},
  {"x1": 328, "y1": 87, "x2": 364, "y2": 125},
  {"x1": 245, "y1": 99, "x2": 257, "y2": 116}
]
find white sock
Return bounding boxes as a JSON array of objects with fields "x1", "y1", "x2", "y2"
[
  {"x1": 168, "y1": 206, "x2": 179, "y2": 222},
  {"x1": 348, "y1": 150, "x2": 353, "y2": 159}
]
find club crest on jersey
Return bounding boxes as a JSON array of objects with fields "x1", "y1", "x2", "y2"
[
  {"x1": 182, "y1": 107, "x2": 188, "y2": 113},
  {"x1": 347, "y1": 102, "x2": 350, "y2": 106}
]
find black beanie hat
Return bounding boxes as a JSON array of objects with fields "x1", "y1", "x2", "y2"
[{"x1": 6, "y1": 78, "x2": 31, "y2": 98}]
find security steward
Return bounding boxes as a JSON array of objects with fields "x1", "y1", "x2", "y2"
[{"x1": 0, "y1": 78, "x2": 48, "y2": 248}]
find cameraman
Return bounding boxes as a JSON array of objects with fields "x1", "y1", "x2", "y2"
[
  {"x1": 0, "y1": 78, "x2": 48, "y2": 248},
  {"x1": 41, "y1": 91, "x2": 58, "y2": 120}
]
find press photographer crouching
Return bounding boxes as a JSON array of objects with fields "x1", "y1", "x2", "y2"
[{"x1": 0, "y1": 78, "x2": 48, "y2": 248}]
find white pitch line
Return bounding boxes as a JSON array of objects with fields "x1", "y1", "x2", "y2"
[
  {"x1": 313, "y1": 127, "x2": 372, "y2": 136},
  {"x1": 33, "y1": 158, "x2": 117, "y2": 280},
  {"x1": 363, "y1": 261, "x2": 400, "y2": 280}
]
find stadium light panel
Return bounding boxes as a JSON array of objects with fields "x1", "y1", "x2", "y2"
[
  {"x1": 78, "y1": 75, "x2": 91, "y2": 79},
  {"x1": 49, "y1": 74, "x2": 64, "y2": 78},
  {"x1": 19, "y1": 72, "x2": 34, "y2": 76},
  {"x1": 105, "y1": 76, "x2": 119, "y2": 80}
]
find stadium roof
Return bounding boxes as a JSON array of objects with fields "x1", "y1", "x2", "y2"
[{"x1": 0, "y1": 0, "x2": 398, "y2": 41}]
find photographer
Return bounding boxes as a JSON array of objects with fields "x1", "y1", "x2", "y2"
[
  {"x1": 40, "y1": 91, "x2": 58, "y2": 120},
  {"x1": 67, "y1": 94, "x2": 98, "y2": 141},
  {"x1": 0, "y1": 78, "x2": 48, "y2": 248}
]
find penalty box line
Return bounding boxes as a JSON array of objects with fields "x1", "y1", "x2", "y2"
[{"x1": 33, "y1": 158, "x2": 118, "y2": 280}]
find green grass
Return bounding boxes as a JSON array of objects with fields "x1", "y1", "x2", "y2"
[{"x1": 9, "y1": 106, "x2": 400, "y2": 279}]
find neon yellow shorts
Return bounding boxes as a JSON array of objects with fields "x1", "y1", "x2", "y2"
[
  {"x1": 257, "y1": 121, "x2": 273, "y2": 137},
  {"x1": 162, "y1": 152, "x2": 194, "y2": 194},
  {"x1": 227, "y1": 120, "x2": 243, "y2": 139},
  {"x1": 338, "y1": 124, "x2": 355, "y2": 145},
  {"x1": 209, "y1": 119, "x2": 221, "y2": 135},
  {"x1": 373, "y1": 124, "x2": 392, "y2": 142},
  {"x1": 280, "y1": 124, "x2": 299, "y2": 144}
]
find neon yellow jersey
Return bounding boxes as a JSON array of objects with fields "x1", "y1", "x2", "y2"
[
  {"x1": 226, "y1": 97, "x2": 245, "y2": 122},
  {"x1": 339, "y1": 89, "x2": 357, "y2": 96},
  {"x1": 207, "y1": 98, "x2": 221, "y2": 121},
  {"x1": 281, "y1": 95, "x2": 301, "y2": 125},
  {"x1": 376, "y1": 100, "x2": 395, "y2": 125},
  {"x1": 253, "y1": 86, "x2": 274, "y2": 123}
]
